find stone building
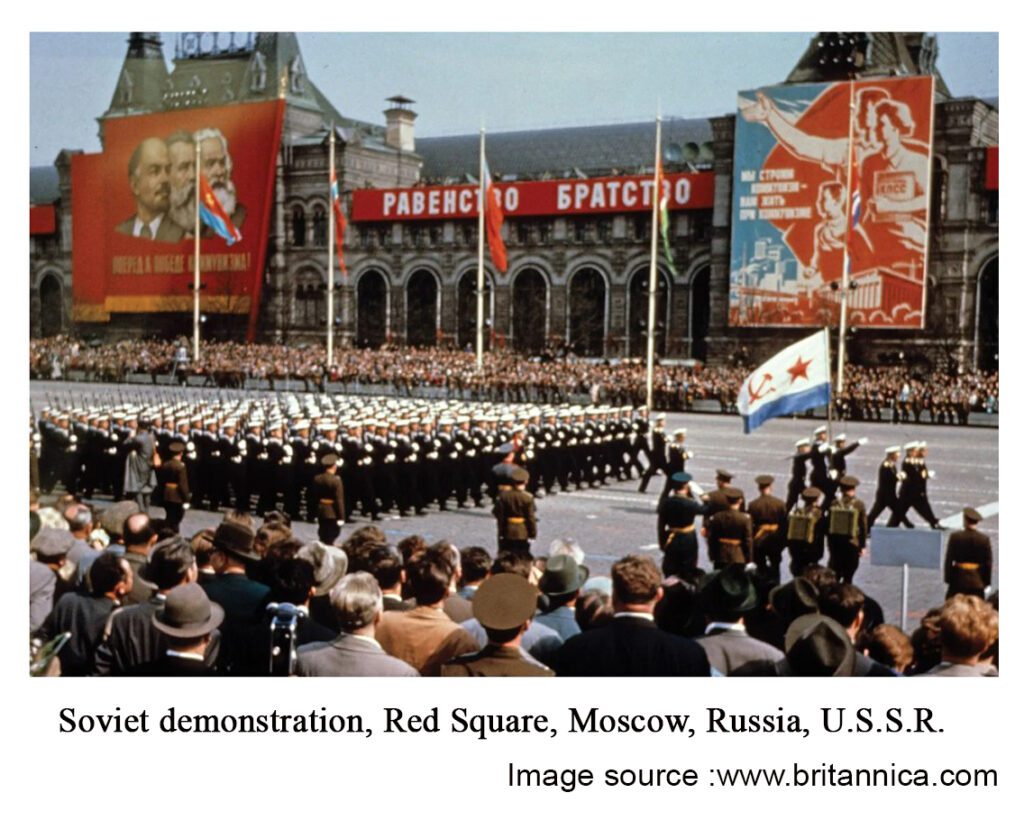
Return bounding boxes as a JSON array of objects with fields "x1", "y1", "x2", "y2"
[{"x1": 29, "y1": 31, "x2": 998, "y2": 370}]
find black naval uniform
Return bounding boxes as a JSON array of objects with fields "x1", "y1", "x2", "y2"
[
  {"x1": 657, "y1": 492, "x2": 707, "y2": 577},
  {"x1": 888, "y1": 457, "x2": 940, "y2": 529},
  {"x1": 786, "y1": 452, "x2": 811, "y2": 511},
  {"x1": 867, "y1": 457, "x2": 910, "y2": 529}
]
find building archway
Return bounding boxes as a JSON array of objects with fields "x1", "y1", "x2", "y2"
[
  {"x1": 975, "y1": 256, "x2": 998, "y2": 370},
  {"x1": 512, "y1": 268, "x2": 549, "y2": 354},
  {"x1": 626, "y1": 268, "x2": 670, "y2": 357},
  {"x1": 406, "y1": 269, "x2": 439, "y2": 346},
  {"x1": 456, "y1": 271, "x2": 494, "y2": 350},
  {"x1": 689, "y1": 265, "x2": 711, "y2": 362},
  {"x1": 567, "y1": 267, "x2": 607, "y2": 357},
  {"x1": 39, "y1": 273, "x2": 64, "y2": 337},
  {"x1": 356, "y1": 269, "x2": 389, "y2": 348}
]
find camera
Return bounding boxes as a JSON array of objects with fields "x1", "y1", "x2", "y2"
[{"x1": 267, "y1": 602, "x2": 308, "y2": 676}]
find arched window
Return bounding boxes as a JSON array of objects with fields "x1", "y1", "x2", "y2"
[
  {"x1": 312, "y1": 205, "x2": 327, "y2": 247},
  {"x1": 291, "y1": 206, "x2": 306, "y2": 247}
]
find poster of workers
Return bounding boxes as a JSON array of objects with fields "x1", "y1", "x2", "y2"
[
  {"x1": 729, "y1": 76, "x2": 934, "y2": 328},
  {"x1": 71, "y1": 100, "x2": 284, "y2": 338}
]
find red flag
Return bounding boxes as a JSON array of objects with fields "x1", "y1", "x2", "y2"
[
  {"x1": 330, "y1": 170, "x2": 348, "y2": 276},
  {"x1": 483, "y1": 159, "x2": 507, "y2": 272},
  {"x1": 198, "y1": 174, "x2": 242, "y2": 245}
]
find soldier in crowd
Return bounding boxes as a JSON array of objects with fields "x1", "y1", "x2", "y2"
[
  {"x1": 748, "y1": 474, "x2": 788, "y2": 584},
  {"x1": 656, "y1": 472, "x2": 706, "y2": 577},
  {"x1": 786, "y1": 487, "x2": 826, "y2": 577},
  {"x1": 312, "y1": 453, "x2": 345, "y2": 544},
  {"x1": 825, "y1": 475, "x2": 868, "y2": 584},
  {"x1": 943, "y1": 507, "x2": 993, "y2": 599},
  {"x1": 156, "y1": 440, "x2": 190, "y2": 532},
  {"x1": 493, "y1": 467, "x2": 537, "y2": 554},
  {"x1": 702, "y1": 486, "x2": 752, "y2": 569}
]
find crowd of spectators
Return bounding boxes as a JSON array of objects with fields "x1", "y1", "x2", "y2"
[
  {"x1": 30, "y1": 493, "x2": 998, "y2": 678},
  {"x1": 31, "y1": 336, "x2": 998, "y2": 423}
]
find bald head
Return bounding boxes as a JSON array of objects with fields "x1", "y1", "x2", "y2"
[{"x1": 124, "y1": 513, "x2": 156, "y2": 550}]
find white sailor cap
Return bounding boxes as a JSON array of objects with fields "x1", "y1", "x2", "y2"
[
  {"x1": 903, "y1": 441, "x2": 919, "y2": 451},
  {"x1": 885, "y1": 445, "x2": 901, "y2": 454},
  {"x1": 917, "y1": 440, "x2": 927, "y2": 449},
  {"x1": 813, "y1": 426, "x2": 828, "y2": 436},
  {"x1": 654, "y1": 412, "x2": 667, "y2": 421},
  {"x1": 292, "y1": 420, "x2": 310, "y2": 430},
  {"x1": 795, "y1": 438, "x2": 811, "y2": 448},
  {"x1": 673, "y1": 428, "x2": 687, "y2": 439},
  {"x1": 320, "y1": 421, "x2": 338, "y2": 430},
  {"x1": 834, "y1": 433, "x2": 847, "y2": 442}
]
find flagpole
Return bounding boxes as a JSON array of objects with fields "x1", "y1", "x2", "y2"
[
  {"x1": 837, "y1": 82, "x2": 856, "y2": 399},
  {"x1": 193, "y1": 141, "x2": 201, "y2": 363},
  {"x1": 327, "y1": 124, "x2": 336, "y2": 369},
  {"x1": 824, "y1": 325, "x2": 833, "y2": 441},
  {"x1": 476, "y1": 126, "x2": 486, "y2": 373},
  {"x1": 646, "y1": 111, "x2": 662, "y2": 412}
]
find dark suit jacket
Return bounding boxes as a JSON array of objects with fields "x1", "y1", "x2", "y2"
[
  {"x1": 296, "y1": 634, "x2": 419, "y2": 677},
  {"x1": 554, "y1": 616, "x2": 710, "y2": 677},
  {"x1": 115, "y1": 215, "x2": 186, "y2": 243},
  {"x1": 202, "y1": 573, "x2": 270, "y2": 675},
  {"x1": 40, "y1": 593, "x2": 117, "y2": 676},
  {"x1": 131, "y1": 653, "x2": 214, "y2": 676},
  {"x1": 696, "y1": 628, "x2": 783, "y2": 675}
]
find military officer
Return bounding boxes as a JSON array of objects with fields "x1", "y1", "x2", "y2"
[
  {"x1": 825, "y1": 475, "x2": 868, "y2": 584},
  {"x1": 493, "y1": 467, "x2": 537, "y2": 554},
  {"x1": 312, "y1": 453, "x2": 345, "y2": 544},
  {"x1": 660, "y1": 428, "x2": 693, "y2": 499},
  {"x1": 747, "y1": 474, "x2": 788, "y2": 583},
  {"x1": 943, "y1": 507, "x2": 993, "y2": 599},
  {"x1": 702, "y1": 486, "x2": 753, "y2": 569},
  {"x1": 657, "y1": 472, "x2": 707, "y2": 577},
  {"x1": 157, "y1": 440, "x2": 191, "y2": 532},
  {"x1": 703, "y1": 469, "x2": 745, "y2": 523}
]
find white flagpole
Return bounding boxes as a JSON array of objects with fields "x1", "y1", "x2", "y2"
[
  {"x1": 476, "y1": 126, "x2": 486, "y2": 373},
  {"x1": 327, "y1": 124, "x2": 336, "y2": 369},
  {"x1": 824, "y1": 325, "x2": 833, "y2": 441},
  {"x1": 646, "y1": 111, "x2": 662, "y2": 412},
  {"x1": 193, "y1": 142, "x2": 201, "y2": 363},
  {"x1": 837, "y1": 82, "x2": 856, "y2": 398}
]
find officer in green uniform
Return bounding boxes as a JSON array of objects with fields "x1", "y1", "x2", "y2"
[
  {"x1": 703, "y1": 486, "x2": 753, "y2": 569},
  {"x1": 493, "y1": 467, "x2": 537, "y2": 554},
  {"x1": 786, "y1": 487, "x2": 825, "y2": 577},
  {"x1": 312, "y1": 453, "x2": 346, "y2": 545},
  {"x1": 943, "y1": 507, "x2": 993, "y2": 599},
  {"x1": 157, "y1": 440, "x2": 191, "y2": 532},
  {"x1": 825, "y1": 475, "x2": 868, "y2": 584},
  {"x1": 747, "y1": 474, "x2": 788, "y2": 584}
]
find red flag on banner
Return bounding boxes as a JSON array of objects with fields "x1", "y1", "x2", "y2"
[
  {"x1": 483, "y1": 159, "x2": 507, "y2": 272},
  {"x1": 330, "y1": 170, "x2": 348, "y2": 276}
]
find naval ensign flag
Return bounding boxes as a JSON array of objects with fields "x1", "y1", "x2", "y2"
[{"x1": 737, "y1": 330, "x2": 831, "y2": 434}]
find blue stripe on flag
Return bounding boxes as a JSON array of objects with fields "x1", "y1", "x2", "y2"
[
  {"x1": 742, "y1": 383, "x2": 831, "y2": 434},
  {"x1": 199, "y1": 205, "x2": 239, "y2": 246}
]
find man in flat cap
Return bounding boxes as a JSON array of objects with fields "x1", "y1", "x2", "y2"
[
  {"x1": 31, "y1": 528, "x2": 77, "y2": 621},
  {"x1": 747, "y1": 475, "x2": 788, "y2": 584},
  {"x1": 143, "y1": 583, "x2": 225, "y2": 676},
  {"x1": 786, "y1": 487, "x2": 825, "y2": 577},
  {"x1": 657, "y1": 472, "x2": 707, "y2": 578},
  {"x1": 826, "y1": 476, "x2": 868, "y2": 584},
  {"x1": 442, "y1": 574, "x2": 554, "y2": 676},
  {"x1": 312, "y1": 453, "x2": 345, "y2": 544},
  {"x1": 943, "y1": 508, "x2": 993, "y2": 599},
  {"x1": 156, "y1": 440, "x2": 190, "y2": 533},
  {"x1": 493, "y1": 466, "x2": 537, "y2": 554},
  {"x1": 702, "y1": 486, "x2": 752, "y2": 569}
]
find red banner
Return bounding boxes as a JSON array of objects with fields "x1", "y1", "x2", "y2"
[
  {"x1": 30, "y1": 205, "x2": 56, "y2": 236},
  {"x1": 351, "y1": 171, "x2": 713, "y2": 222},
  {"x1": 986, "y1": 147, "x2": 999, "y2": 191},
  {"x1": 71, "y1": 100, "x2": 285, "y2": 339}
]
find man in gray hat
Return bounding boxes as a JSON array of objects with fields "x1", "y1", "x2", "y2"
[
  {"x1": 535, "y1": 554, "x2": 588, "y2": 641},
  {"x1": 31, "y1": 528, "x2": 76, "y2": 627},
  {"x1": 696, "y1": 565, "x2": 782, "y2": 675},
  {"x1": 296, "y1": 573, "x2": 419, "y2": 677},
  {"x1": 442, "y1": 574, "x2": 554, "y2": 677},
  {"x1": 143, "y1": 583, "x2": 225, "y2": 676}
]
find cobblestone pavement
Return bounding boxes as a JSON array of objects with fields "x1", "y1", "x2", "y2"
[{"x1": 32, "y1": 380, "x2": 998, "y2": 629}]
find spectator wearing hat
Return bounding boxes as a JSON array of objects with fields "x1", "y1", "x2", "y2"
[
  {"x1": 156, "y1": 440, "x2": 190, "y2": 532},
  {"x1": 93, "y1": 535, "x2": 202, "y2": 675},
  {"x1": 747, "y1": 475, "x2": 787, "y2": 584},
  {"x1": 825, "y1": 476, "x2": 868, "y2": 584},
  {"x1": 39, "y1": 552, "x2": 134, "y2": 676},
  {"x1": 554, "y1": 555, "x2": 710, "y2": 677},
  {"x1": 121, "y1": 513, "x2": 158, "y2": 607},
  {"x1": 695, "y1": 565, "x2": 783, "y2": 675},
  {"x1": 760, "y1": 577, "x2": 820, "y2": 651},
  {"x1": 818, "y1": 584, "x2": 895, "y2": 676},
  {"x1": 375, "y1": 546, "x2": 478, "y2": 675},
  {"x1": 702, "y1": 486, "x2": 752, "y2": 569},
  {"x1": 776, "y1": 614, "x2": 858, "y2": 677},
  {"x1": 143, "y1": 583, "x2": 225, "y2": 676},
  {"x1": 943, "y1": 508, "x2": 992, "y2": 599},
  {"x1": 493, "y1": 467, "x2": 537, "y2": 554},
  {"x1": 786, "y1": 487, "x2": 826, "y2": 577},
  {"x1": 657, "y1": 472, "x2": 707, "y2": 578},
  {"x1": 31, "y1": 527, "x2": 77, "y2": 625},
  {"x1": 442, "y1": 574, "x2": 554, "y2": 676},
  {"x1": 922, "y1": 595, "x2": 998, "y2": 676},
  {"x1": 202, "y1": 521, "x2": 270, "y2": 675},
  {"x1": 461, "y1": 550, "x2": 563, "y2": 666},
  {"x1": 536, "y1": 554, "x2": 588, "y2": 641},
  {"x1": 296, "y1": 573, "x2": 419, "y2": 677},
  {"x1": 74, "y1": 500, "x2": 135, "y2": 589},
  {"x1": 312, "y1": 453, "x2": 345, "y2": 544}
]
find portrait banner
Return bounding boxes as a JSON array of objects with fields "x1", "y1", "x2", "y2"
[
  {"x1": 71, "y1": 100, "x2": 285, "y2": 339},
  {"x1": 729, "y1": 76, "x2": 934, "y2": 328}
]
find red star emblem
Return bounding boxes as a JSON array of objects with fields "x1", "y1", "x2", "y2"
[{"x1": 787, "y1": 355, "x2": 813, "y2": 384}]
